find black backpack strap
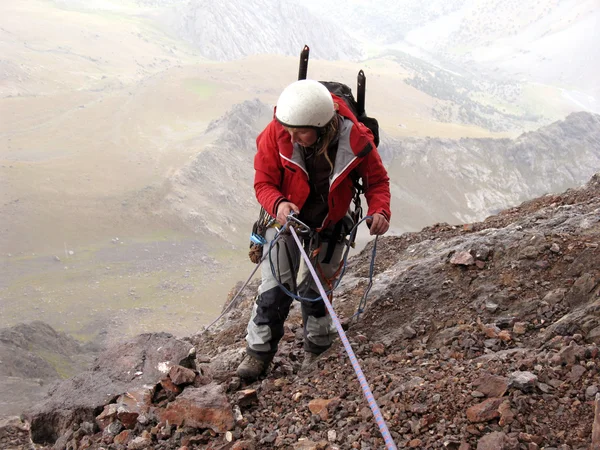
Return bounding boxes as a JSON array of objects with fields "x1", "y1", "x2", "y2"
[{"x1": 321, "y1": 220, "x2": 344, "y2": 264}]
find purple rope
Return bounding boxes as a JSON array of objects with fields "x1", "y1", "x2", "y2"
[{"x1": 289, "y1": 227, "x2": 397, "y2": 450}]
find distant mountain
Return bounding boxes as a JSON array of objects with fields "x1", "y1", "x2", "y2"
[
  {"x1": 302, "y1": 0, "x2": 599, "y2": 109},
  {"x1": 301, "y1": 0, "x2": 467, "y2": 44},
  {"x1": 383, "y1": 111, "x2": 600, "y2": 230},
  {"x1": 160, "y1": 97, "x2": 600, "y2": 242},
  {"x1": 160, "y1": 99, "x2": 274, "y2": 243},
  {"x1": 165, "y1": 0, "x2": 363, "y2": 61},
  {"x1": 0, "y1": 322, "x2": 95, "y2": 418}
]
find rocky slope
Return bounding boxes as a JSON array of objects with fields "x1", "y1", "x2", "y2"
[{"x1": 6, "y1": 172, "x2": 599, "y2": 449}]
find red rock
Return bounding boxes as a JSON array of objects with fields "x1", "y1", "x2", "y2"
[
  {"x1": 160, "y1": 383, "x2": 235, "y2": 433},
  {"x1": 451, "y1": 251, "x2": 475, "y2": 266},
  {"x1": 236, "y1": 389, "x2": 259, "y2": 407},
  {"x1": 498, "y1": 330, "x2": 512, "y2": 342},
  {"x1": 232, "y1": 441, "x2": 256, "y2": 450},
  {"x1": 466, "y1": 398, "x2": 504, "y2": 423},
  {"x1": 113, "y1": 429, "x2": 133, "y2": 445},
  {"x1": 292, "y1": 440, "x2": 323, "y2": 450},
  {"x1": 96, "y1": 404, "x2": 118, "y2": 431},
  {"x1": 473, "y1": 374, "x2": 509, "y2": 398},
  {"x1": 408, "y1": 439, "x2": 422, "y2": 447},
  {"x1": 476, "y1": 431, "x2": 507, "y2": 449},
  {"x1": 169, "y1": 365, "x2": 197, "y2": 385},
  {"x1": 114, "y1": 387, "x2": 154, "y2": 429},
  {"x1": 498, "y1": 400, "x2": 515, "y2": 426},
  {"x1": 513, "y1": 322, "x2": 527, "y2": 335},
  {"x1": 480, "y1": 323, "x2": 500, "y2": 339},
  {"x1": 160, "y1": 377, "x2": 183, "y2": 396},
  {"x1": 372, "y1": 343, "x2": 385, "y2": 355},
  {"x1": 308, "y1": 398, "x2": 339, "y2": 421}
]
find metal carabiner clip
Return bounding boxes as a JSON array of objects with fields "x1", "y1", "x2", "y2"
[{"x1": 286, "y1": 212, "x2": 311, "y2": 235}]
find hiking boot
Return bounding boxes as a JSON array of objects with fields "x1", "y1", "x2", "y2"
[
  {"x1": 301, "y1": 351, "x2": 320, "y2": 370},
  {"x1": 237, "y1": 354, "x2": 269, "y2": 380}
]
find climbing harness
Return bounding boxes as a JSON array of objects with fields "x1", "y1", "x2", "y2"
[
  {"x1": 268, "y1": 213, "x2": 378, "y2": 314},
  {"x1": 205, "y1": 214, "x2": 377, "y2": 333},
  {"x1": 288, "y1": 225, "x2": 397, "y2": 450}
]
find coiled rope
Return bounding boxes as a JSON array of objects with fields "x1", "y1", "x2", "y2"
[
  {"x1": 204, "y1": 217, "x2": 376, "y2": 332},
  {"x1": 267, "y1": 216, "x2": 377, "y2": 317}
]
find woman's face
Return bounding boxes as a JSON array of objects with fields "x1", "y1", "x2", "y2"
[{"x1": 284, "y1": 127, "x2": 318, "y2": 147}]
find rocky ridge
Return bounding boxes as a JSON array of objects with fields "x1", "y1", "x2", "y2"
[
  {"x1": 160, "y1": 99, "x2": 273, "y2": 244},
  {"x1": 381, "y1": 111, "x2": 600, "y2": 231},
  {"x1": 3, "y1": 173, "x2": 599, "y2": 449},
  {"x1": 160, "y1": 99, "x2": 600, "y2": 244}
]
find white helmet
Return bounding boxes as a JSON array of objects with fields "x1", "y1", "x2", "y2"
[{"x1": 275, "y1": 80, "x2": 334, "y2": 128}]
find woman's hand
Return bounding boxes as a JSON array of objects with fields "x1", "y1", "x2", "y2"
[
  {"x1": 276, "y1": 201, "x2": 300, "y2": 225},
  {"x1": 367, "y1": 213, "x2": 389, "y2": 235}
]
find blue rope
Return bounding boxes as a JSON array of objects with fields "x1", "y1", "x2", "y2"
[{"x1": 350, "y1": 234, "x2": 378, "y2": 322}]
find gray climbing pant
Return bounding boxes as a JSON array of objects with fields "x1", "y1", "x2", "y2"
[{"x1": 245, "y1": 227, "x2": 343, "y2": 361}]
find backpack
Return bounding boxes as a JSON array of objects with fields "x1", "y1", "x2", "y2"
[
  {"x1": 298, "y1": 45, "x2": 380, "y2": 147},
  {"x1": 319, "y1": 80, "x2": 380, "y2": 148}
]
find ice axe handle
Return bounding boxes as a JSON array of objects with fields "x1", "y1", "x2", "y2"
[
  {"x1": 357, "y1": 70, "x2": 366, "y2": 117},
  {"x1": 298, "y1": 45, "x2": 309, "y2": 80}
]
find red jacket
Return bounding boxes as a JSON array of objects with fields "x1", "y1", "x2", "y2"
[{"x1": 254, "y1": 94, "x2": 391, "y2": 231}]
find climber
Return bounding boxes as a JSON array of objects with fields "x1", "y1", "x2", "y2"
[{"x1": 237, "y1": 79, "x2": 391, "y2": 380}]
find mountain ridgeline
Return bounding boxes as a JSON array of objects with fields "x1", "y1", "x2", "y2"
[
  {"x1": 165, "y1": 0, "x2": 363, "y2": 61},
  {"x1": 381, "y1": 111, "x2": 600, "y2": 230},
  {"x1": 161, "y1": 99, "x2": 600, "y2": 242}
]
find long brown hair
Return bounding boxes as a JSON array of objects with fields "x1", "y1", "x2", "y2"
[{"x1": 315, "y1": 114, "x2": 339, "y2": 174}]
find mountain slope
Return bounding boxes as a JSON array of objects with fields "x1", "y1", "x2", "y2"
[
  {"x1": 0, "y1": 321, "x2": 95, "y2": 418},
  {"x1": 383, "y1": 111, "x2": 600, "y2": 231},
  {"x1": 166, "y1": 0, "x2": 363, "y2": 61},
  {"x1": 159, "y1": 99, "x2": 274, "y2": 244},
  {"x1": 20, "y1": 172, "x2": 600, "y2": 448}
]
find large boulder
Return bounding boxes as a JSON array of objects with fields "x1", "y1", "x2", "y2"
[{"x1": 26, "y1": 332, "x2": 195, "y2": 445}]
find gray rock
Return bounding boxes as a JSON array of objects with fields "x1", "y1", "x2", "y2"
[
  {"x1": 26, "y1": 333, "x2": 195, "y2": 446},
  {"x1": 586, "y1": 385, "x2": 599, "y2": 398},
  {"x1": 508, "y1": 371, "x2": 538, "y2": 392}
]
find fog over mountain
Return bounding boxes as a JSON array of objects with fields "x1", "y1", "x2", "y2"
[{"x1": 301, "y1": 0, "x2": 599, "y2": 109}]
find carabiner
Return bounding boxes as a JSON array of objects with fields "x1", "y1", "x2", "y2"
[{"x1": 286, "y1": 212, "x2": 311, "y2": 234}]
